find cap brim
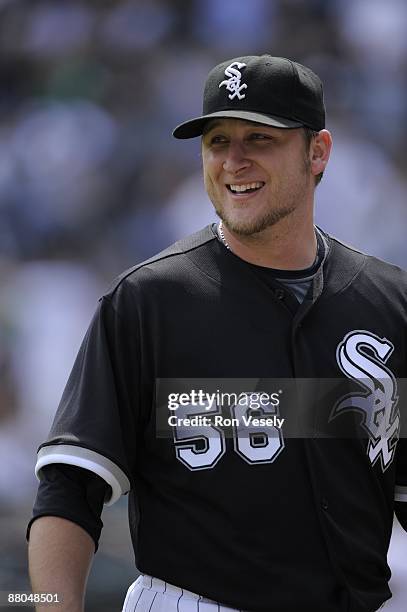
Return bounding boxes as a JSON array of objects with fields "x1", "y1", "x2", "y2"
[{"x1": 173, "y1": 110, "x2": 303, "y2": 139}]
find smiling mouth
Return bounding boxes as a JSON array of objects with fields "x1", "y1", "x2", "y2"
[{"x1": 226, "y1": 181, "x2": 265, "y2": 194}]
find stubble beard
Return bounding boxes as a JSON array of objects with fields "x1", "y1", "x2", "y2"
[{"x1": 214, "y1": 200, "x2": 296, "y2": 236}]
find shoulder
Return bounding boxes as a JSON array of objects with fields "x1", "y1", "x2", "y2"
[
  {"x1": 330, "y1": 233, "x2": 406, "y2": 278},
  {"x1": 322, "y1": 229, "x2": 407, "y2": 302},
  {"x1": 103, "y1": 224, "x2": 218, "y2": 302}
]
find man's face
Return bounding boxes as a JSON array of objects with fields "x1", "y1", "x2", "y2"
[{"x1": 201, "y1": 118, "x2": 314, "y2": 236}]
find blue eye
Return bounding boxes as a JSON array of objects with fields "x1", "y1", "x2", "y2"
[
  {"x1": 210, "y1": 135, "x2": 227, "y2": 144},
  {"x1": 250, "y1": 133, "x2": 271, "y2": 140}
]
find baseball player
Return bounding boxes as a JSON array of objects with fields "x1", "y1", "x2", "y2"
[{"x1": 27, "y1": 55, "x2": 407, "y2": 612}]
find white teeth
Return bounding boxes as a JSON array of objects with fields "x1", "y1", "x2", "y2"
[{"x1": 229, "y1": 182, "x2": 263, "y2": 193}]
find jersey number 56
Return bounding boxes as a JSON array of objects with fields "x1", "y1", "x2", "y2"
[{"x1": 172, "y1": 394, "x2": 284, "y2": 470}]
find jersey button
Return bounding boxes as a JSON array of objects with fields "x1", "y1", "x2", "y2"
[
  {"x1": 274, "y1": 289, "x2": 285, "y2": 300},
  {"x1": 321, "y1": 497, "x2": 329, "y2": 511}
]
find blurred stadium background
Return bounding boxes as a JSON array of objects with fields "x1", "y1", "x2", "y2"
[{"x1": 0, "y1": 0, "x2": 406, "y2": 610}]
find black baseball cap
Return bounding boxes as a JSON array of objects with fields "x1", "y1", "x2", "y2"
[{"x1": 173, "y1": 54, "x2": 325, "y2": 139}]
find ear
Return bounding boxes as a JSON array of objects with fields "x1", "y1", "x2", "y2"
[{"x1": 310, "y1": 129, "x2": 332, "y2": 177}]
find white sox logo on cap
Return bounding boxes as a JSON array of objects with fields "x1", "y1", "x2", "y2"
[
  {"x1": 219, "y1": 61, "x2": 247, "y2": 100},
  {"x1": 173, "y1": 55, "x2": 326, "y2": 138}
]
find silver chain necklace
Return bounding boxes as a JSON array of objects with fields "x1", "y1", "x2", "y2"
[{"x1": 218, "y1": 221, "x2": 231, "y2": 250}]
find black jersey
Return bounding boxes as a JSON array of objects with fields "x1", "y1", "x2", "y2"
[{"x1": 35, "y1": 225, "x2": 407, "y2": 612}]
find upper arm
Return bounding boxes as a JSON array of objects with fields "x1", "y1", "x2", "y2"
[{"x1": 35, "y1": 286, "x2": 141, "y2": 505}]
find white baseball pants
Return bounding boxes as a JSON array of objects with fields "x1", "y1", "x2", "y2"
[{"x1": 122, "y1": 575, "x2": 243, "y2": 611}]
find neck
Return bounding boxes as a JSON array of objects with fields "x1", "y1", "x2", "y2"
[{"x1": 219, "y1": 215, "x2": 317, "y2": 270}]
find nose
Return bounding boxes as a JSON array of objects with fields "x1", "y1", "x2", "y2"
[{"x1": 222, "y1": 141, "x2": 251, "y2": 174}]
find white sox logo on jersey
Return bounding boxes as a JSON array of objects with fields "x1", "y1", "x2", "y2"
[
  {"x1": 330, "y1": 330, "x2": 399, "y2": 472},
  {"x1": 219, "y1": 62, "x2": 247, "y2": 100}
]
